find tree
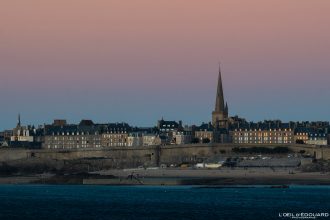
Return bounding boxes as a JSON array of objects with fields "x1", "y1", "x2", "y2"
[
  {"x1": 191, "y1": 138, "x2": 200, "y2": 144},
  {"x1": 202, "y1": 138, "x2": 210, "y2": 144},
  {"x1": 296, "y1": 139, "x2": 305, "y2": 144}
]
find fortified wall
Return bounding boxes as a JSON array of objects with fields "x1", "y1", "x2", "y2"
[{"x1": 0, "y1": 144, "x2": 329, "y2": 168}]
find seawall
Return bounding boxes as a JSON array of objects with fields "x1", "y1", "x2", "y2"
[{"x1": 1, "y1": 144, "x2": 329, "y2": 168}]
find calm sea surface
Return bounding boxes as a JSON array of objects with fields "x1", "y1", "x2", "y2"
[{"x1": 0, "y1": 185, "x2": 329, "y2": 220}]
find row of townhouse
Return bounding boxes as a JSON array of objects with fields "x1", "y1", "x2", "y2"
[
  {"x1": 44, "y1": 120, "x2": 132, "y2": 149},
  {"x1": 43, "y1": 120, "x2": 179, "y2": 149},
  {"x1": 41, "y1": 123, "x2": 330, "y2": 148},
  {"x1": 43, "y1": 119, "x2": 216, "y2": 149},
  {"x1": 2, "y1": 117, "x2": 330, "y2": 149},
  {"x1": 231, "y1": 128, "x2": 295, "y2": 144},
  {"x1": 229, "y1": 119, "x2": 329, "y2": 146}
]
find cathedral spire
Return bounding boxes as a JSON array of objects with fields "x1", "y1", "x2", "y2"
[
  {"x1": 214, "y1": 64, "x2": 225, "y2": 113},
  {"x1": 212, "y1": 64, "x2": 229, "y2": 129}
]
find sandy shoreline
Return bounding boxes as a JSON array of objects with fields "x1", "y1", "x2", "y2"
[
  {"x1": 88, "y1": 168, "x2": 330, "y2": 185},
  {"x1": 0, "y1": 168, "x2": 330, "y2": 185}
]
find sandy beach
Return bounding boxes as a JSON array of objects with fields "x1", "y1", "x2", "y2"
[
  {"x1": 0, "y1": 168, "x2": 329, "y2": 185},
  {"x1": 86, "y1": 168, "x2": 330, "y2": 185}
]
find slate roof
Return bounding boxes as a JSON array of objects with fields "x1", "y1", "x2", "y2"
[
  {"x1": 196, "y1": 123, "x2": 214, "y2": 131},
  {"x1": 45, "y1": 123, "x2": 132, "y2": 135},
  {"x1": 158, "y1": 119, "x2": 180, "y2": 129}
]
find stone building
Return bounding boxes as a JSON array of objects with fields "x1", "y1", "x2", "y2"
[
  {"x1": 173, "y1": 131, "x2": 193, "y2": 145},
  {"x1": 230, "y1": 121, "x2": 295, "y2": 144},
  {"x1": 127, "y1": 132, "x2": 143, "y2": 147},
  {"x1": 10, "y1": 115, "x2": 34, "y2": 142},
  {"x1": 195, "y1": 123, "x2": 215, "y2": 143},
  {"x1": 231, "y1": 128, "x2": 294, "y2": 144},
  {"x1": 43, "y1": 123, "x2": 101, "y2": 149},
  {"x1": 306, "y1": 132, "x2": 328, "y2": 146},
  {"x1": 157, "y1": 119, "x2": 182, "y2": 133},
  {"x1": 294, "y1": 128, "x2": 310, "y2": 144},
  {"x1": 143, "y1": 134, "x2": 162, "y2": 146},
  {"x1": 44, "y1": 121, "x2": 133, "y2": 149},
  {"x1": 101, "y1": 123, "x2": 131, "y2": 147},
  {"x1": 43, "y1": 125, "x2": 101, "y2": 149}
]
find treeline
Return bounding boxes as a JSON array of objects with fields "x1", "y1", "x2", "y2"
[{"x1": 232, "y1": 146, "x2": 290, "y2": 154}]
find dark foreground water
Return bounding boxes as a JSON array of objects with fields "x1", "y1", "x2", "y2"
[{"x1": 0, "y1": 185, "x2": 329, "y2": 220}]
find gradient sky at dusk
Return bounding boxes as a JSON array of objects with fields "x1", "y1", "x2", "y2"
[{"x1": 1, "y1": 0, "x2": 330, "y2": 129}]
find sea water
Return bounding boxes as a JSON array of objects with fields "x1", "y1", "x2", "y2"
[{"x1": 0, "y1": 185, "x2": 329, "y2": 220}]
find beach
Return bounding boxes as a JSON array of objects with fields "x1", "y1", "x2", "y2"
[
  {"x1": 87, "y1": 168, "x2": 330, "y2": 185},
  {"x1": 1, "y1": 168, "x2": 329, "y2": 185}
]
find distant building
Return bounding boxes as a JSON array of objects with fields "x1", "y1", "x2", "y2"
[
  {"x1": 0, "y1": 130, "x2": 13, "y2": 142},
  {"x1": 52, "y1": 119, "x2": 67, "y2": 126},
  {"x1": 157, "y1": 119, "x2": 182, "y2": 133},
  {"x1": 306, "y1": 131, "x2": 327, "y2": 146},
  {"x1": 127, "y1": 132, "x2": 143, "y2": 147},
  {"x1": 231, "y1": 128, "x2": 294, "y2": 144},
  {"x1": 156, "y1": 118, "x2": 185, "y2": 144},
  {"x1": 101, "y1": 123, "x2": 131, "y2": 147},
  {"x1": 228, "y1": 116, "x2": 247, "y2": 130},
  {"x1": 10, "y1": 115, "x2": 34, "y2": 142},
  {"x1": 173, "y1": 131, "x2": 193, "y2": 145},
  {"x1": 294, "y1": 128, "x2": 310, "y2": 144},
  {"x1": 43, "y1": 120, "x2": 101, "y2": 149},
  {"x1": 143, "y1": 134, "x2": 162, "y2": 146},
  {"x1": 195, "y1": 123, "x2": 215, "y2": 143}
]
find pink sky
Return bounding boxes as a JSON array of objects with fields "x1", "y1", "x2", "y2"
[{"x1": 1, "y1": 1, "x2": 330, "y2": 128}]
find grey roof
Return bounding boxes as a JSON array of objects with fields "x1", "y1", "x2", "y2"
[
  {"x1": 45, "y1": 122, "x2": 132, "y2": 135},
  {"x1": 158, "y1": 119, "x2": 179, "y2": 128},
  {"x1": 197, "y1": 123, "x2": 214, "y2": 131}
]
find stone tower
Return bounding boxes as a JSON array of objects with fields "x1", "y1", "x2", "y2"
[{"x1": 212, "y1": 65, "x2": 228, "y2": 128}]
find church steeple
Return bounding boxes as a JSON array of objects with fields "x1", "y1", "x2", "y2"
[
  {"x1": 17, "y1": 114, "x2": 21, "y2": 127},
  {"x1": 212, "y1": 64, "x2": 229, "y2": 128},
  {"x1": 214, "y1": 65, "x2": 225, "y2": 112}
]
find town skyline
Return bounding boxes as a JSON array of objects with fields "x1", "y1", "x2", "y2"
[{"x1": 2, "y1": 67, "x2": 328, "y2": 149}]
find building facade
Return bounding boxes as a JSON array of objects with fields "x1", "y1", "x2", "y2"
[
  {"x1": 294, "y1": 128, "x2": 310, "y2": 144},
  {"x1": 143, "y1": 134, "x2": 162, "y2": 146},
  {"x1": 173, "y1": 131, "x2": 193, "y2": 145},
  {"x1": 10, "y1": 115, "x2": 34, "y2": 142},
  {"x1": 101, "y1": 123, "x2": 131, "y2": 147},
  {"x1": 44, "y1": 126, "x2": 101, "y2": 149},
  {"x1": 231, "y1": 128, "x2": 294, "y2": 144},
  {"x1": 44, "y1": 120, "x2": 104, "y2": 149},
  {"x1": 306, "y1": 131, "x2": 328, "y2": 146},
  {"x1": 195, "y1": 123, "x2": 215, "y2": 143}
]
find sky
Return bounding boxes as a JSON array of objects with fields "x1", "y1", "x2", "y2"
[{"x1": 0, "y1": 0, "x2": 330, "y2": 130}]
